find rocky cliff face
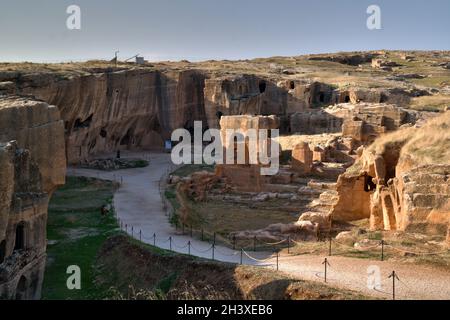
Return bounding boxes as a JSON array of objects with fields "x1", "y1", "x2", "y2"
[
  {"x1": 0, "y1": 97, "x2": 66, "y2": 299},
  {"x1": 290, "y1": 103, "x2": 414, "y2": 141},
  {"x1": 8, "y1": 70, "x2": 338, "y2": 164},
  {"x1": 3, "y1": 64, "x2": 426, "y2": 165},
  {"x1": 14, "y1": 70, "x2": 206, "y2": 164},
  {"x1": 330, "y1": 112, "x2": 450, "y2": 236},
  {"x1": 0, "y1": 97, "x2": 65, "y2": 192}
]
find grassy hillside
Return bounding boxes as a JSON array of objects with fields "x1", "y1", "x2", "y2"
[{"x1": 42, "y1": 176, "x2": 119, "y2": 300}]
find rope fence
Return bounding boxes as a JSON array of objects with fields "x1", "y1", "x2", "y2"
[
  {"x1": 116, "y1": 208, "x2": 447, "y2": 300},
  {"x1": 71, "y1": 158, "x2": 449, "y2": 300}
]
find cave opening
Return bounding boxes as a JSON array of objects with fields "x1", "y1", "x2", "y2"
[
  {"x1": 319, "y1": 92, "x2": 325, "y2": 103},
  {"x1": 0, "y1": 240, "x2": 6, "y2": 264},
  {"x1": 120, "y1": 129, "x2": 132, "y2": 146},
  {"x1": 344, "y1": 95, "x2": 351, "y2": 103},
  {"x1": 73, "y1": 114, "x2": 94, "y2": 130},
  {"x1": 290, "y1": 81, "x2": 295, "y2": 90},
  {"x1": 100, "y1": 128, "x2": 107, "y2": 138},
  {"x1": 184, "y1": 122, "x2": 195, "y2": 136},
  {"x1": 14, "y1": 223, "x2": 25, "y2": 251},
  {"x1": 259, "y1": 81, "x2": 266, "y2": 94},
  {"x1": 364, "y1": 174, "x2": 377, "y2": 192},
  {"x1": 150, "y1": 117, "x2": 161, "y2": 133},
  {"x1": 216, "y1": 111, "x2": 223, "y2": 120},
  {"x1": 383, "y1": 147, "x2": 402, "y2": 182}
]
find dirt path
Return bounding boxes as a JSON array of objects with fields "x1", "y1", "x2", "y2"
[
  {"x1": 69, "y1": 151, "x2": 450, "y2": 300},
  {"x1": 69, "y1": 152, "x2": 271, "y2": 264}
]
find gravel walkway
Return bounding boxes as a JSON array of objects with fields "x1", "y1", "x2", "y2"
[{"x1": 69, "y1": 151, "x2": 450, "y2": 300}]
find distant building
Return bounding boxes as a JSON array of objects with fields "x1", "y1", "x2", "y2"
[{"x1": 135, "y1": 56, "x2": 145, "y2": 65}]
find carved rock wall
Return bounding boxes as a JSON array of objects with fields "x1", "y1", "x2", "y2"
[
  {"x1": 18, "y1": 69, "x2": 207, "y2": 164},
  {"x1": 330, "y1": 112, "x2": 450, "y2": 236},
  {"x1": 0, "y1": 98, "x2": 66, "y2": 300}
]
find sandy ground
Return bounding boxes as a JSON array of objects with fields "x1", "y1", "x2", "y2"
[{"x1": 69, "y1": 151, "x2": 450, "y2": 300}]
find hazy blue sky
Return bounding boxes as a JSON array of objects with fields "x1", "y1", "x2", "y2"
[{"x1": 0, "y1": 0, "x2": 449, "y2": 62}]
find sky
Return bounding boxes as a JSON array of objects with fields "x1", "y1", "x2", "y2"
[{"x1": 0, "y1": 0, "x2": 449, "y2": 62}]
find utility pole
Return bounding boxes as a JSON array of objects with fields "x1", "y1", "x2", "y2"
[{"x1": 114, "y1": 50, "x2": 119, "y2": 67}]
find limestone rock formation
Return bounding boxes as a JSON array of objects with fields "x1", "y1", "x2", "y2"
[
  {"x1": 215, "y1": 115, "x2": 280, "y2": 192},
  {"x1": 15, "y1": 70, "x2": 206, "y2": 164},
  {"x1": 0, "y1": 142, "x2": 48, "y2": 300},
  {"x1": 0, "y1": 97, "x2": 66, "y2": 192},
  {"x1": 330, "y1": 112, "x2": 450, "y2": 236},
  {"x1": 292, "y1": 142, "x2": 313, "y2": 174},
  {"x1": 0, "y1": 97, "x2": 66, "y2": 300},
  {"x1": 290, "y1": 103, "x2": 414, "y2": 144}
]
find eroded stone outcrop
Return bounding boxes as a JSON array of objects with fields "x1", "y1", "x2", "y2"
[
  {"x1": 0, "y1": 97, "x2": 66, "y2": 300},
  {"x1": 215, "y1": 115, "x2": 280, "y2": 192},
  {"x1": 330, "y1": 112, "x2": 450, "y2": 236},
  {"x1": 290, "y1": 103, "x2": 414, "y2": 144},
  {"x1": 14, "y1": 69, "x2": 206, "y2": 164}
]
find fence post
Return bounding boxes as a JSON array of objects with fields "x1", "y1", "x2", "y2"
[
  {"x1": 153, "y1": 233, "x2": 156, "y2": 246},
  {"x1": 240, "y1": 249, "x2": 243, "y2": 265},
  {"x1": 125, "y1": 224, "x2": 128, "y2": 233},
  {"x1": 131, "y1": 226, "x2": 134, "y2": 238},
  {"x1": 169, "y1": 236, "x2": 172, "y2": 251},
  {"x1": 188, "y1": 241, "x2": 191, "y2": 255},
  {"x1": 120, "y1": 221, "x2": 123, "y2": 230},
  {"x1": 322, "y1": 258, "x2": 330, "y2": 283},
  {"x1": 381, "y1": 240, "x2": 385, "y2": 261},
  {"x1": 139, "y1": 230, "x2": 142, "y2": 242},
  {"x1": 212, "y1": 244, "x2": 215, "y2": 261},
  {"x1": 389, "y1": 271, "x2": 399, "y2": 300},
  {"x1": 233, "y1": 235, "x2": 236, "y2": 250}
]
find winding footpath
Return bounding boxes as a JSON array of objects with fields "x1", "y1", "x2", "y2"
[{"x1": 70, "y1": 152, "x2": 450, "y2": 300}]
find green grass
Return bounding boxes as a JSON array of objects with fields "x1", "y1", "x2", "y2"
[{"x1": 42, "y1": 176, "x2": 120, "y2": 300}]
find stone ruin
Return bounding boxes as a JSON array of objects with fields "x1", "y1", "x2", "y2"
[
  {"x1": 331, "y1": 144, "x2": 450, "y2": 235},
  {"x1": 0, "y1": 53, "x2": 448, "y2": 299},
  {"x1": 215, "y1": 115, "x2": 280, "y2": 192},
  {"x1": 0, "y1": 97, "x2": 66, "y2": 299}
]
